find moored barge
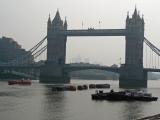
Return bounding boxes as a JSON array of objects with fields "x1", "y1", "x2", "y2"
[{"x1": 91, "y1": 89, "x2": 158, "y2": 101}]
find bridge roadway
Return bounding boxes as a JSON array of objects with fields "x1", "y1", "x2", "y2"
[
  {"x1": 144, "y1": 68, "x2": 160, "y2": 72},
  {"x1": 55, "y1": 29, "x2": 127, "y2": 36},
  {"x1": 63, "y1": 64, "x2": 120, "y2": 73},
  {"x1": 1, "y1": 64, "x2": 160, "y2": 73},
  {"x1": 0, "y1": 65, "x2": 41, "y2": 70},
  {"x1": 0, "y1": 64, "x2": 120, "y2": 73}
]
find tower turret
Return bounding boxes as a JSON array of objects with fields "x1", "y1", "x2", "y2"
[
  {"x1": 126, "y1": 7, "x2": 144, "y2": 33},
  {"x1": 47, "y1": 14, "x2": 52, "y2": 34},
  {"x1": 132, "y1": 6, "x2": 138, "y2": 18},
  {"x1": 52, "y1": 10, "x2": 64, "y2": 31},
  {"x1": 142, "y1": 15, "x2": 144, "y2": 26},
  {"x1": 64, "y1": 17, "x2": 67, "y2": 30},
  {"x1": 126, "y1": 11, "x2": 129, "y2": 26}
]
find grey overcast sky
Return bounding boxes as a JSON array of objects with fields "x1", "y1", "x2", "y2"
[{"x1": 0, "y1": 0, "x2": 160, "y2": 65}]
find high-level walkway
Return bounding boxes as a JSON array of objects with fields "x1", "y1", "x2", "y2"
[{"x1": 64, "y1": 29, "x2": 126, "y2": 36}]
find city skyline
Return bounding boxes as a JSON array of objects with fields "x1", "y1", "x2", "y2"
[{"x1": 0, "y1": 0, "x2": 160, "y2": 65}]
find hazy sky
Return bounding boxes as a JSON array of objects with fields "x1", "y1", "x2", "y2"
[{"x1": 0, "y1": 0, "x2": 160, "y2": 65}]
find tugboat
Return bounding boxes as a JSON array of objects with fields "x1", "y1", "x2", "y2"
[{"x1": 91, "y1": 89, "x2": 158, "y2": 101}]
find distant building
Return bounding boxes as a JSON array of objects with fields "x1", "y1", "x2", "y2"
[{"x1": 0, "y1": 36, "x2": 33, "y2": 62}]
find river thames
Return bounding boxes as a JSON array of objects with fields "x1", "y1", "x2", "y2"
[{"x1": 0, "y1": 79, "x2": 160, "y2": 120}]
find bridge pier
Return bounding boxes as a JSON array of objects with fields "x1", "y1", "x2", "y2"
[
  {"x1": 40, "y1": 63, "x2": 70, "y2": 83},
  {"x1": 119, "y1": 65, "x2": 147, "y2": 88}
]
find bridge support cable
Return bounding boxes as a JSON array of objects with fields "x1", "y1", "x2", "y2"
[
  {"x1": 33, "y1": 45, "x2": 47, "y2": 60},
  {"x1": 144, "y1": 37, "x2": 160, "y2": 55},
  {"x1": 158, "y1": 56, "x2": 159, "y2": 68},
  {"x1": 144, "y1": 37, "x2": 160, "y2": 69},
  {"x1": 149, "y1": 48, "x2": 151, "y2": 68},
  {"x1": 17, "y1": 45, "x2": 47, "y2": 65},
  {"x1": 145, "y1": 41, "x2": 148, "y2": 68},
  {"x1": 28, "y1": 36, "x2": 47, "y2": 53}
]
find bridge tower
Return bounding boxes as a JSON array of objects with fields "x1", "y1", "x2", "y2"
[
  {"x1": 40, "y1": 11, "x2": 70, "y2": 83},
  {"x1": 119, "y1": 8, "x2": 147, "y2": 88}
]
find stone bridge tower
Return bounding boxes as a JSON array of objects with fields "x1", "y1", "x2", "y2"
[
  {"x1": 40, "y1": 11, "x2": 70, "y2": 83},
  {"x1": 119, "y1": 8, "x2": 147, "y2": 88}
]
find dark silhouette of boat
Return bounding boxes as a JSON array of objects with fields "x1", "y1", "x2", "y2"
[
  {"x1": 52, "y1": 85, "x2": 77, "y2": 91},
  {"x1": 89, "y1": 84, "x2": 110, "y2": 89},
  {"x1": 91, "y1": 89, "x2": 158, "y2": 101}
]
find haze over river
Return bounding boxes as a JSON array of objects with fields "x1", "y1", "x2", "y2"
[{"x1": 0, "y1": 79, "x2": 160, "y2": 120}]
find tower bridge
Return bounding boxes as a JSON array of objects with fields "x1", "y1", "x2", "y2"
[
  {"x1": 1, "y1": 8, "x2": 160, "y2": 88},
  {"x1": 40, "y1": 8, "x2": 146, "y2": 88}
]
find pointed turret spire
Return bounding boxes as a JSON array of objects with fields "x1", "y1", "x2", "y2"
[
  {"x1": 52, "y1": 9, "x2": 63, "y2": 24},
  {"x1": 142, "y1": 14, "x2": 144, "y2": 19},
  {"x1": 138, "y1": 11, "x2": 141, "y2": 17},
  {"x1": 142, "y1": 14, "x2": 144, "y2": 24},
  {"x1": 47, "y1": 13, "x2": 52, "y2": 33},
  {"x1": 48, "y1": 13, "x2": 51, "y2": 24},
  {"x1": 133, "y1": 5, "x2": 138, "y2": 17},
  {"x1": 54, "y1": 9, "x2": 61, "y2": 22},
  {"x1": 126, "y1": 11, "x2": 129, "y2": 20},
  {"x1": 64, "y1": 17, "x2": 67, "y2": 30},
  {"x1": 52, "y1": 10, "x2": 63, "y2": 31}
]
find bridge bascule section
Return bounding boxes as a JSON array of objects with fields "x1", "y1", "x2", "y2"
[{"x1": 2, "y1": 8, "x2": 160, "y2": 88}]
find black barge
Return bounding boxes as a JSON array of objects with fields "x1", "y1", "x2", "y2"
[{"x1": 91, "y1": 90, "x2": 158, "y2": 101}]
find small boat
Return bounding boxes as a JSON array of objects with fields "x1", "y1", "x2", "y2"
[
  {"x1": 77, "y1": 85, "x2": 88, "y2": 90},
  {"x1": 91, "y1": 89, "x2": 158, "y2": 101},
  {"x1": 52, "y1": 86, "x2": 66, "y2": 91},
  {"x1": 8, "y1": 80, "x2": 31, "y2": 85},
  {"x1": 89, "y1": 84, "x2": 96, "y2": 89},
  {"x1": 89, "y1": 84, "x2": 110, "y2": 89},
  {"x1": 77, "y1": 85, "x2": 84, "y2": 90},
  {"x1": 52, "y1": 85, "x2": 77, "y2": 91},
  {"x1": 95, "y1": 84, "x2": 110, "y2": 89},
  {"x1": 65, "y1": 85, "x2": 77, "y2": 91},
  {"x1": 82, "y1": 85, "x2": 88, "y2": 90}
]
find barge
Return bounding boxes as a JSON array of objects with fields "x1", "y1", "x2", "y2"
[{"x1": 91, "y1": 89, "x2": 158, "y2": 101}]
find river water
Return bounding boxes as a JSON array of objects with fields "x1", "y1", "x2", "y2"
[{"x1": 0, "y1": 79, "x2": 160, "y2": 120}]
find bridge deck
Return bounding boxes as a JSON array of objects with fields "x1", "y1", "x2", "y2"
[
  {"x1": 64, "y1": 65, "x2": 120, "y2": 73},
  {"x1": 144, "y1": 68, "x2": 160, "y2": 72},
  {"x1": 64, "y1": 29, "x2": 126, "y2": 36},
  {"x1": 1, "y1": 64, "x2": 160, "y2": 73}
]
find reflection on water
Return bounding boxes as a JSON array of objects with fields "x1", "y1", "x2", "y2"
[
  {"x1": 0, "y1": 80, "x2": 160, "y2": 120},
  {"x1": 121, "y1": 102, "x2": 144, "y2": 120},
  {"x1": 42, "y1": 85, "x2": 66, "y2": 120}
]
